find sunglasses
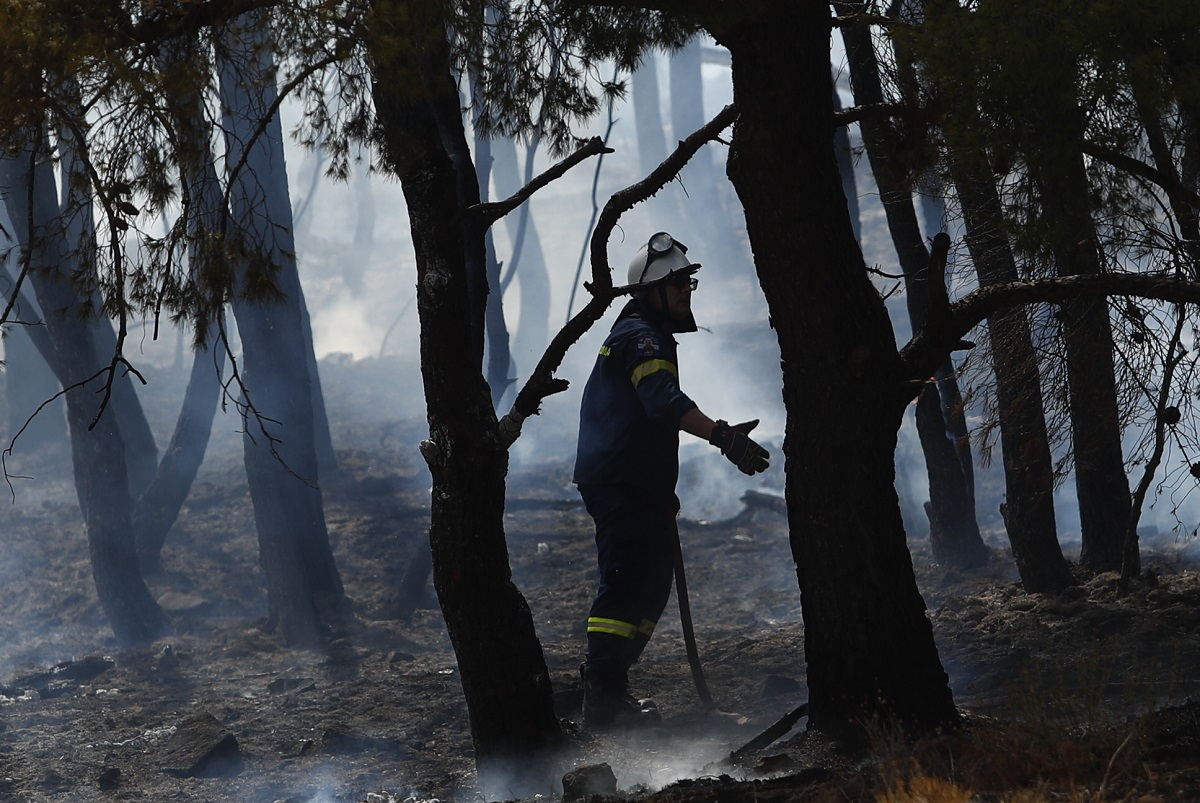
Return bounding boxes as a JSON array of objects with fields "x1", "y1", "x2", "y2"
[{"x1": 668, "y1": 273, "x2": 699, "y2": 290}]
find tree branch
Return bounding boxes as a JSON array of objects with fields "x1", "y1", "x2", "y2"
[
  {"x1": 1081, "y1": 140, "x2": 1200, "y2": 211},
  {"x1": 834, "y1": 102, "x2": 905, "y2": 128},
  {"x1": 832, "y1": 13, "x2": 896, "y2": 29},
  {"x1": 901, "y1": 272, "x2": 1200, "y2": 394},
  {"x1": 466, "y1": 136, "x2": 613, "y2": 227},
  {"x1": 502, "y1": 102, "x2": 738, "y2": 428}
]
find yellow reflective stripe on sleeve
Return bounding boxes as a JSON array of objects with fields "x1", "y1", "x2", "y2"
[
  {"x1": 587, "y1": 616, "x2": 639, "y2": 640},
  {"x1": 598, "y1": 345, "x2": 611, "y2": 357},
  {"x1": 630, "y1": 359, "x2": 677, "y2": 387}
]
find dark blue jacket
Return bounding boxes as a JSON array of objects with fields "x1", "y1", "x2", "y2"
[{"x1": 573, "y1": 299, "x2": 698, "y2": 494}]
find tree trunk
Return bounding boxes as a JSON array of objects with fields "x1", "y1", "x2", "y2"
[
  {"x1": 470, "y1": 90, "x2": 515, "y2": 409},
  {"x1": 667, "y1": 35, "x2": 745, "y2": 283},
  {"x1": 1035, "y1": 106, "x2": 1130, "y2": 573},
  {"x1": 492, "y1": 135, "x2": 551, "y2": 377},
  {"x1": 133, "y1": 39, "x2": 229, "y2": 571},
  {"x1": 837, "y1": 3, "x2": 987, "y2": 569},
  {"x1": 947, "y1": 146, "x2": 1072, "y2": 593},
  {"x1": 714, "y1": 2, "x2": 957, "y2": 740},
  {"x1": 3, "y1": 312, "x2": 67, "y2": 452},
  {"x1": 368, "y1": 2, "x2": 564, "y2": 789},
  {"x1": 831, "y1": 77, "x2": 862, "y2": 243},
  {"x1": 218, "y1": 14, "x2": 349, "y2": 647},
  {"x1": 55, "y1": 89, "x2": 160, "y2": 500},
  {"x1": 132, "y1": 329, "x2": 224, "y2": 571},
  {"x1": 632, "y1": 54, "x2": 669, "y2": 177},
  {"x1": 2, "y1": 140, "x2": 167, "y2": 646}
]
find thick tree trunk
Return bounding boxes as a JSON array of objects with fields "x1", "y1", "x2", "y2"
[
  {"x1": 837, "y1": 4, "x2": 987, "y2": 569},
  {"x1": 714, "y1": 2, "x2": 957, "y2": 740},
  {"x1": 218, "y1": 15, "x2": 349, "y2": 647},
  {"x1": 947, "y1": 147, "x2": 1072, "y2": 593},
  {"x1": 2, "y1": 142, "x2": 167, "y2": 646},
  {"x1": 369, "y1": 2, "x2": 564, "y2": 789}
]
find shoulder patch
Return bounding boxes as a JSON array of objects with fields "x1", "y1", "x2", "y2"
[{"x1": 636, "y1": 336, "x2": 661, "y2": 357}]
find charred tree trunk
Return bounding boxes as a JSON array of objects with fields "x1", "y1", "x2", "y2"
[
  {"x1": 837, "y1": 4, "x2": 987, "y2": 569},
  {"x1": 2, "y1": 140, "x2": 167, "y2": 646},
  {"x1": 218, "y1": 14, "x2": 349, "y2": 647},
  {"x1": 1035, "y1": 107, "x2": 1129, "y2": 573},
  {"x1": 950, "y1": 156, "x2": 1070, "y2": 591},
  {"x1": 368, "y1": 1, "x2": 564, "y2": 789},
  {"x1": 713, "y1": 2, "x2": 957, "y2": 740}
]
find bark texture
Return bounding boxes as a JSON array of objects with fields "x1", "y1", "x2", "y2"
[
  {"x1": 369, "y1": 0, "x2": 564, "y2": 789},
  {"x1": 947, "y1": 147, "x2": 1072, "y2": 593},
  {"x1": 713, "y1": 2, "x2": 957, "y2": 738}
]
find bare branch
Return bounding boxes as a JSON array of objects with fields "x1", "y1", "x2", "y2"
[
  {"x1": 834, "y1": 102, "x2": 905, "y2": 128},
  {"x1": 832, "y1": 13, "x2": 897, "y2": 29},
  {"x1": 467, "y1": 137, "x2": 613, "y2": 226},
  {"x1": 1082, "y1": 140, "x2": 1200, "y2": 211},
  {"x1": 504, "y1": 103, "x2": 737, "y2": 427},
  {"x1": 902, "y1": 272, "x2": 1200, "y2": 391}
]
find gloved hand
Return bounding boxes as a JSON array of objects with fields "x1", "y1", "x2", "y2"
[{"x1": 709, "y1": 419, "x2": 770, "y2": 475}]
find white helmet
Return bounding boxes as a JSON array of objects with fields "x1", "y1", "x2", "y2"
[{"x1": 626, "y1": 232, "x2": 700, "y2": 287}]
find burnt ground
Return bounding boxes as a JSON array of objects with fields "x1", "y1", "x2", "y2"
[{"x1": 2, "y1": 358, "x2": 1200, "y2": 802}]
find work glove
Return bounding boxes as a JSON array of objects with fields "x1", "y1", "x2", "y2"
[{"x1": 709, "y1": 419, "x2": 770, "y2": 476}]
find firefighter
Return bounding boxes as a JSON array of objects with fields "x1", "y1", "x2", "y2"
[{"x1": 573, "y1": 231, "x2": 771, "y2": 731}]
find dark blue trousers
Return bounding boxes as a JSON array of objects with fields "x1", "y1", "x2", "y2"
[{"x1": 579, "y1": 484, "x2": 678, "y2": 685}]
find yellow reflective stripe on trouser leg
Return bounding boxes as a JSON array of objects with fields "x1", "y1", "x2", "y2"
[
  {"x1": 587, "y1": 617, "x2": 640, "y2": 640},
  {"x1": 638, "y1": 619, "x2": 657, "y2": 638},
  {"x1": 630, "y1": 359, "x2": 678, "y2": 387}
]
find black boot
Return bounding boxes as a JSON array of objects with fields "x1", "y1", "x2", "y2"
[{"x1": 580, "y1": 663, "x2": 661, "y2": 732}]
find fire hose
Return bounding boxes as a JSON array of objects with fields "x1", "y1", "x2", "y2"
[
  {"x1": 670, "y1": 516, "x2": 717, "y2": 711},
  {"x1": 672, "y1": 515, "x2": 812, "y2": 760}
]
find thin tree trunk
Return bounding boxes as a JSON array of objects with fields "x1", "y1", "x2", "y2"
[
  {"x1": 632, "y1": 55, "x2": 668, "y2": 177},
  {"x1": 837, "y1": 2, "x2": 986, "y2": 568},
  {"x1": 56, "y1": 87, "x2": 160, "y2": 500},
  {"x1": 133, "y1": 38, "x2": 229, "y2": 571},
  {"x1": 2, "y1": 139, "x2": 167, "y2": 646},
  {"x1": 492, "y1": 135, "x2": 550, "y2": 374},
  {"x1": 470, "y1": 79, "x2": 515, "y2": 409},
  {"x1": 218, "y1": 14, "x2": 349, "y2": 647},
  {"x1": 3, "y1": 311, "x2": 67, "y2": 451},
  {"x1": 831, "y1": 75, "x2": 862, "y2": 243},
  {"x1": 947, "y1": 147, "x2": 1072, "y2": 593},
  {"x1": 1034, "y1": 103, "x2": 1130, "y2": 573}
]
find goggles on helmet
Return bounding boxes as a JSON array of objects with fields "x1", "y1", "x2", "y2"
[{"x1": 640, "y1": 232, "x2": 688, "y2": 283}]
